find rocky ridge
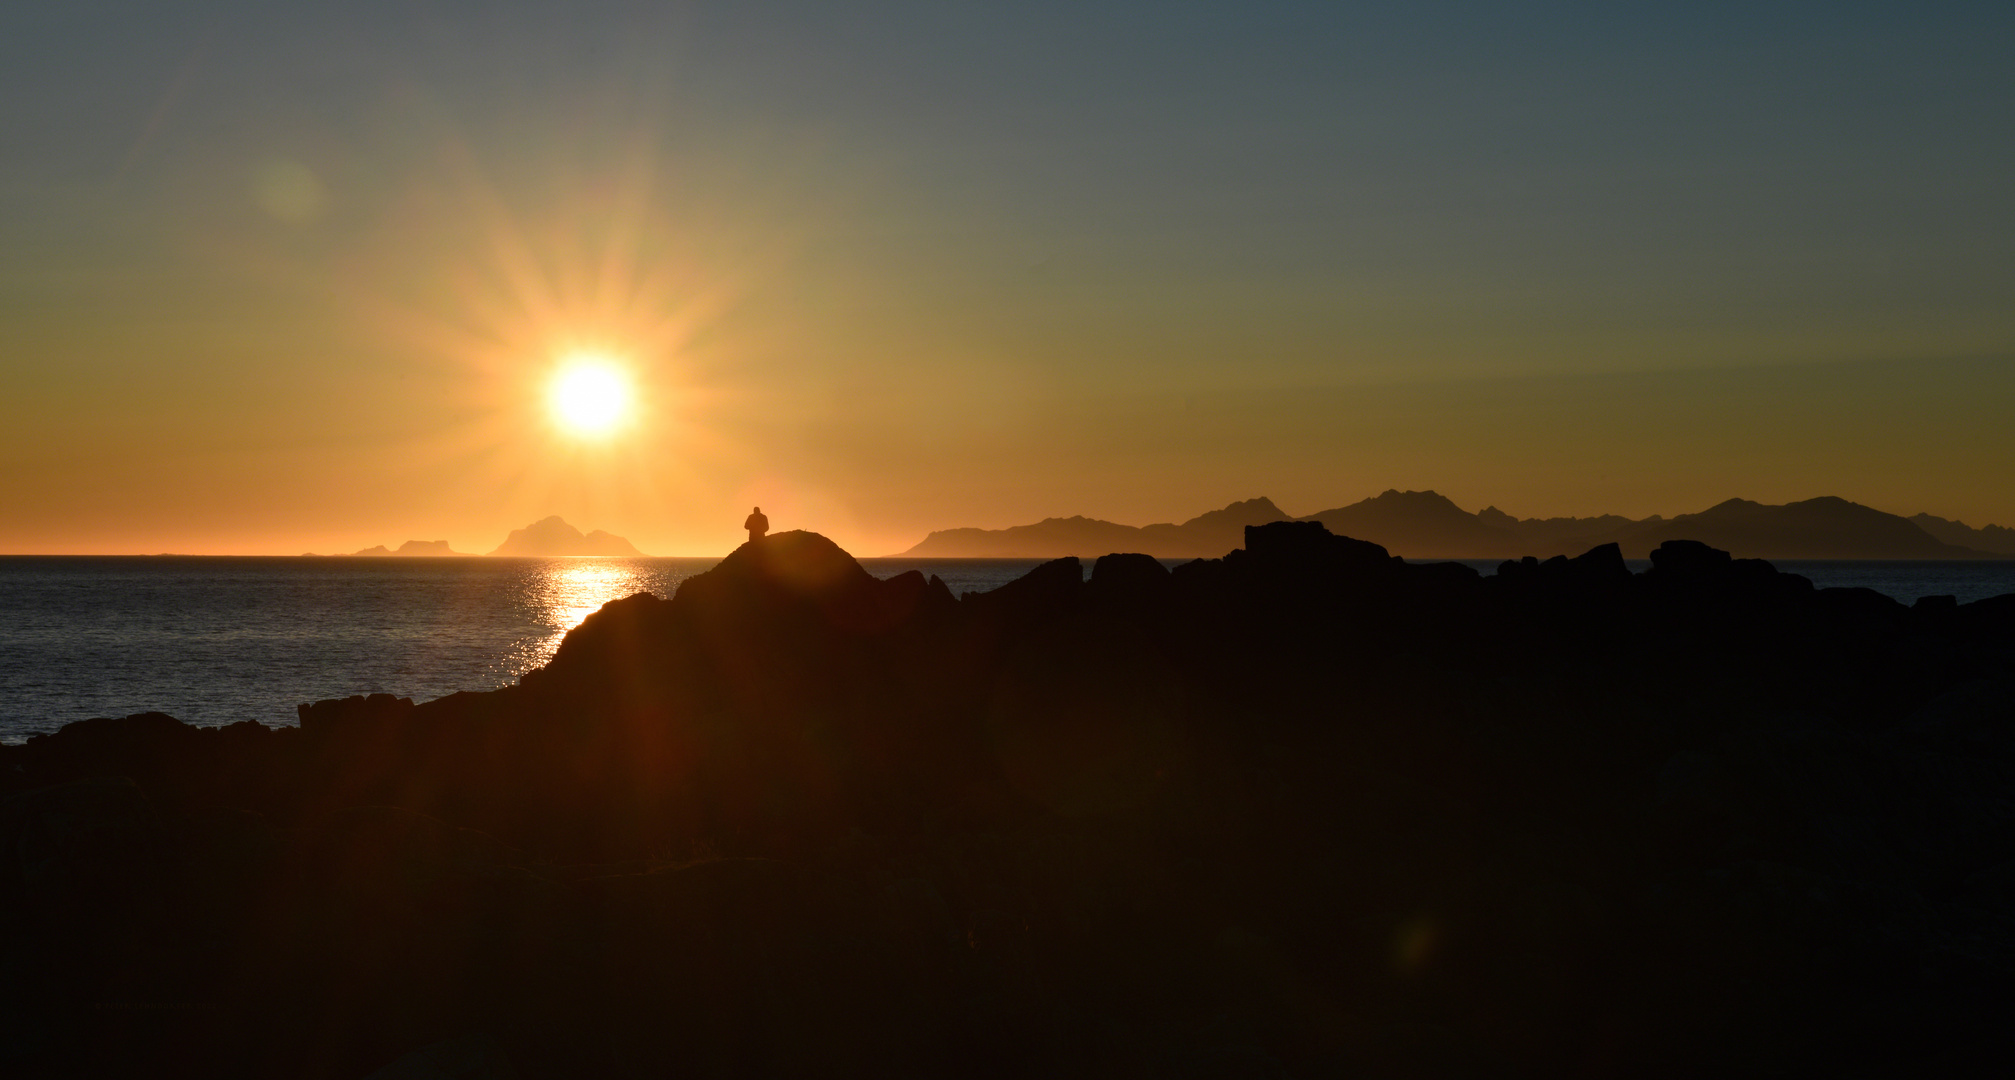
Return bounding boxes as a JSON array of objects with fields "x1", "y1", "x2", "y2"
[{"x1": 4, "y1": 526, "x2": 2015, "y2": 1077}]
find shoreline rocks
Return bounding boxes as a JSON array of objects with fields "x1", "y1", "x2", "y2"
[{"x1": 4, "y1": 526, "x2": 2014, "y2": 1077}]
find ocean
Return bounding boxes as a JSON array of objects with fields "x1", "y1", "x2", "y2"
[{"x1": 3, "y1": 554, "x2": 2012, "y2": 742}]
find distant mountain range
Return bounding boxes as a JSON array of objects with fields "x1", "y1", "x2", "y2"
[
  {"x1": 1911, "y1": 514, "x2": 2015, "y2": 556},
  {"x1": 899, "y1": 491, "x2": 2015, "y2": 560},
  {"x1": 488, "y1": 516, "x2": 644, "y2": 557},
  {"x1": 900, "y1": 497, "x2": 1287, "y2": 559}
]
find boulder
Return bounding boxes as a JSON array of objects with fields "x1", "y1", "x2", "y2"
[
  {"x1": 1088, "y1": 552, "x2": 1171, "y2": 608},
  {"x1": 1647, "y1": 538, "x2": 1733, "y2": 580},
  {"x1": 15, "y1": 712, "x2": 206, "y2": 788},
  {"x1": 1242, "y1": 520, "x2": 1393, "y2": 577},
  {"x1": 962, "y1": 555, "x2": 1084, "y2": 625}
]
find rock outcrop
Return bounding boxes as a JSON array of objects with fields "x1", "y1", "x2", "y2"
[{"x1": 4, "y1": 525, "x2": 2015, "y2": 1078}]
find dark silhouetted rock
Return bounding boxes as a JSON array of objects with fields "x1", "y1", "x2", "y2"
[
  {"x1": 1088, "y1": 552, "x2": 1171, "y2": 609},
  {"x1": 1242, "y1": 519, "x2": 1394, "y2": 578},
  {"x1": 962, "y1": 555, "x2": 1083, "y2": 623},
  {"x1": 1648, "y1": 538, "x2": 1734, "y2": 580},
  {"x1": 5, "y1": 524, "x2": 2015, "y2": 1079},
  {"x1": 1565, "y1": 540, "x2": 1630, "y2": 583},
  {"x1": 297, "y1": 693, "x2": 415, "y2": 735}
]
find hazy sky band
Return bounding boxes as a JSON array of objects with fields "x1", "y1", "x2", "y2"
[{"x1": 3, "y1": 2, "x2": 2011, "y2": 553}]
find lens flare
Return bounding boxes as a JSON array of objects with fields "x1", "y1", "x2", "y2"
[{"x1": 550, "y1": 359, "x2": 631, "y2": 436}]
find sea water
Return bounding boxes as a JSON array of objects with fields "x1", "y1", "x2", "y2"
[
  {"x1": 3, "y1": 555, "x2": 2012, "y2": 742},
  {"x1": 0, "y1": 556, "x2": 1048, "y2": 740}
]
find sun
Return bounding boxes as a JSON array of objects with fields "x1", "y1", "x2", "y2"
[{"x1": 549, "y1": 358, "x2": 633, "y2": 436}]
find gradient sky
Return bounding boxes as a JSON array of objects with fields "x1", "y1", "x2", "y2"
[{"x1": 4, "y1": 1, "x2": 2012, "y2": 555}]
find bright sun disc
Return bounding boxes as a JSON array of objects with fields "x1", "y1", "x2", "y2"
[{"x1": 550, "y1": 360, "x2": 631, "y2": 436}]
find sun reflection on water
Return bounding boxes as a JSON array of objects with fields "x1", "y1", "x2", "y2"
[{"x1": 514, "y1": 559, "x2": 657, "y2": 674}]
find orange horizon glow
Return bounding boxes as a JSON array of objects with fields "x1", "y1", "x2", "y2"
[{"x1": 4, "y1": 9, "x2": 2013, "y2": 559}]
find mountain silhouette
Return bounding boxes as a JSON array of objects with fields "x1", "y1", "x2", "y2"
[
  {"x1": 898, "y1": 496, "x2": 1288, "y2": 557},
  {"x1": 1911, "y1": 512, "x2": 2015, "y2": 556},
  {"x1": 488, "y1": 516, "x2": 644, "y2": 556},
  {"x1": 350, "y1": 539, "x2": 468, "y2": 556},
  {"x1": 1477, "y1": 504, "x2": 1653, "y2": 555},
  {"x1": 907, "y1": 492, "x2": 2000, "y2": 560},
  {"x1": 1632, "y1": 496, "x2": 1985, "y2": 559},
  {"x1": 1298, "y1": 489, "x2": 1518, "y2": 558}
]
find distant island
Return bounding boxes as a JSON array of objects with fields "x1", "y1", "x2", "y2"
[
  {"x1": 349, "y1": 539, "x2": 468, "y2": 556},
  {"x1": 488, "y1": 515, "x2": 644, "y2": 556},
  {"x1": 902, "y1": 490, "x2": 2015, "y2": 560},
  {"x1": 306, "y1": 518, "x2": 643, "y2": 557}
]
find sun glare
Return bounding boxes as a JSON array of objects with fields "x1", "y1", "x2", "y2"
[{"x1": 550, "y1": 359, "x2": 632, "y2": 436}]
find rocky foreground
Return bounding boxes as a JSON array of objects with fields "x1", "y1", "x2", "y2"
[{"x1": 5, "y1": 524, "x2": 2015, "y2": 1078}]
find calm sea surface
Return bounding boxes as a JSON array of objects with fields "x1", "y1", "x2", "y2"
[{"x1": 3, "y1": 555, "x2": 2012, "y2": 742}]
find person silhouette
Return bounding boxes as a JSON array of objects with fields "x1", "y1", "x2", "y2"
[{"x1": 744, "y1": 506, "x2": 769, "y2": 544}]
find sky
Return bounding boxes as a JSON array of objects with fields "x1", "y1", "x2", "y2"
[{"x1": 3, "y1": 1, "x2": 2011, "y2": 555}]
